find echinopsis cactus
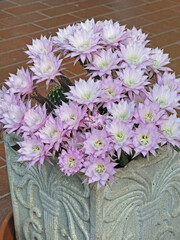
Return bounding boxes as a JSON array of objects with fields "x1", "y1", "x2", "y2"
[
  {"x1": 47, "y1": 86, "x2": 68, "y2": 106},
  {"x1": 0, "y1": 19, "x2": 179, "y2": 188}
]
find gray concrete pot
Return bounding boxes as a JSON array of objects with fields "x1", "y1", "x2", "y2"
[{"x1": 4, "y1": 132, "x2": 180, "y2": 240}]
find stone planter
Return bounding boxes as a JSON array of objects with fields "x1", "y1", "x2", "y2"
[{"x1": 4, "y1": 133, "x2": 180, "y2": 240}]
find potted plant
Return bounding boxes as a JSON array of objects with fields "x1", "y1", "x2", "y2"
[{"x1": 1, "y1": 19, "x2": 180, "y2": 240}]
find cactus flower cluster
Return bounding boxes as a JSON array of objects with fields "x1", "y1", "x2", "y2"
[{"x1": 0, "y1": 19, "x2": 179, "y2": 188}]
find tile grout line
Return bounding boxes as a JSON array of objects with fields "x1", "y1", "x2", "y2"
[
  {"x1": 1, "y1": 3, "x2": 116, "y2": 31},
  {"x1": 2, "y1": 1, "x2": 52, "y2": 13},
  {"x1": 0, "y1": 164, "x2": 7, "y2": 169},
  {"x1": 0, "y1": 192, "x2": 10, "y2": 200},
  {"x1": 1, "y1": 5, "x2": 179, "y2": 42},
  {"x1": 102, "y1": 4, "x2": 180, "y2": 24},
  {"x1": 0, "y1": 60, "x2": 27, "y2": 71}
]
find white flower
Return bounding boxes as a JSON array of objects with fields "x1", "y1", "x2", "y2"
[
  {"x1": 66, "y1": 78, "x2": 101, "y2": 109},
  {"x1": 125, "y1": 27, "x2": 149, "y2": 45},
  {"x1": 108, "y1": 100, "x2": 135, "y2": 121},
  {"x1": 6, "y1": 68, "x2": 34, "y2": 95},
  {"x1": 26, "y1": 35, "x2": 53, "y2": 59},
  {"x1": 101, "y1": 20, "x2": 126, "y2": 45},
  {"x1": 160, "y1": 115, "x2": 180, "y2": 147},
  {"x1": 120, "y1": 42, "x2": 151, "y2": 67},
  {"x1": 150, "y1": 48, "x2": 170, "y2": 70},
  {"x1": 78, "y1": 18, "x2": 96, "y2": 32},
  {"x1": 53, "y1": 25, "x2": 75, "y2": 49},
  {"x1": 86, "y1": 49, "x2": 120, "y2": 77},
  {"x1": 120, "y1": 67, "x2": 148, "y2": 89},
  {"x1": 150, "y1": 84, "x2": 180, "y2": 113},
  {"x1": 30, "y1": 53, "x2": 62, "y2": 85}
]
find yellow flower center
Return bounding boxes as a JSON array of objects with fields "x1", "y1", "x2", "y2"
[
  {"x1": 43, "y1": 65, "x2": 51, "y2": 72},
  {"x1": 78, "y1": 41, "x2": 90, "y2": 51},
  {"x1": 98, "y1": 61, "x2": 110, "y2": 69},
  {"x1": 144, "y1": 112, "x2": 153, "y2": 121},
  {"x1": 115, "y1": 131, "x2": 125, "y2": 142},
  {"x1": 50, "y1": 129, "x2": 58, "y2": 138},
  {"x1": 152, "y1": 60, "x2": 159, "y2": 67},
  {"x1": 140, "y1": 134, "x2": 149, "y2": 145},
  {"x1": 128, "y1": 54, "x2": 140, "y2": 64},
  {"x1": 106, "y1": 88, "x2": 115, "y2": 97},
  {"x1": 108, "y1": 34, "x2": 117, "y2": 40},
  {"x1": 32, "y1": 145, "x2": 40, "y2": 151},
  {"x1": 157, "y1": 97, "x2": 167, "y2": 105},
  {"x1": 68, "y1": 157, "x2": 76, "y2": 168},
  {"x1": 95, "y1": 164, "x2": 106, "y2": 174},
  {"x1": 126, "y1": 78, "x2": 136, "y2": 87},
  {"x1": 69, "y1": 114, "x2": 77, "y2": 121},
  {"x1": 81, "y1": 91, "x2": 93, "y2": 100},
  {"x1": 118, "y1": 112, "x2": 128, "y2": 120},
  {"x1": 162, "y1": 126, "x2": 173, "y2": 136},
  {"x1": 94, "y1": 139, "x2": 104, "y2": 148}
]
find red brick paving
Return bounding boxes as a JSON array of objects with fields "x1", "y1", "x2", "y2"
[{"x1": 0, "y1": 0, "x2": 180, "y2": 225}]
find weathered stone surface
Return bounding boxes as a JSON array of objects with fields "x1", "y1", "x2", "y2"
[{"x1": 4, "y1": 133, "x2": 180, "y2": 240}]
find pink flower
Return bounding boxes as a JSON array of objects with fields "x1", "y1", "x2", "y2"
[
  {"x1": 18, "y1": 136, "x2": 52, "y2": 170},
  {"x1": 37, "y1": 114, "x2": 65, "y2": 152},
  {"x1": 25, "y1": 35, "x2": 54, "y2": 60},
  {"x1": 58, "y1": 148, "x2": 84, "y2": 176},
  {"x1": 6, "y1": 68, "x2": 34, "y2": 96},
  {"x1": 108, "y1": 100, "x2": 135, "y2": 121},
  {"x1": 83, "y1": 128, "x2": 112, "y2": 157},
  {"x1": 125, "y1": 27, "x2": 149, "y2": 46},
  {"x1": 134, "y1": 99, "x2": 166, "y2": 125},
  {"x1": 100, "y1": 76, "x2": 124, "y2": 107},
  {"x1": 149, "y1": 84, "x2": 180, "y2": 113},
  {"x1": 85, "y1": 111, "x2": 109, "y2": 129},
  {"x1": 67, "y1": 28, "x2": 101, "y2": 63},
  {"x1": 120, "y1": 42, "x2": 151, "y2": 69},
  {"x1": 108, "y1": 119, "x2": 133, "y2": 157},
  {"x1": 149, "y1": 48, "x2": 171, "y2": 73},
  {"x1": 30, "y1": 52, "x2": 62, "y2": 86},
  {"x1": 21, "y1": 104, "x2": 47, "y2": 136},
  {"x1": 0, "y1": 87, "x2": 18, "y2": 118},
  {"x1": 66, "y1": 132, "x2": 85, "y2": 150},
  {"x1": 55, "y1": 102, "x2": 86, "y2": 131},
  {"x1": 157, "y1": 72, "x2": 180, "y2": 92},
  {"x1": 53, "y1": 25, "x2": 75, "y2": 52},
  {"x1": 78, "y1": 18, "x2": 98, "y2": 33},
  {"x1": 118, "y1": 67, "x2": 149, "y2": 97},
  {"x1": 66, "y1": 77, "x2": 101, "y2": 110},
  {"x1": 100, "y1": 20, "x2": 126, "y2": 47},
  {"x1": 133, "y1": 123, "x2": 161, "y2": 158},
  {"x1": 1, "y1": 98, "x2": 28, "y2": 133},
  {"x1": 86, "y1": 49, "x2": 120, "y2": 77},
  {"x1": 160, "y1": 114, "x2": 180, "y2": 148},
  {"x1": 81, "y1": 156, "x2": 117, "y2": 188}
]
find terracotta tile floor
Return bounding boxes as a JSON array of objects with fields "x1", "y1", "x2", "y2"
[{"x1": 0, "y1": 0, "x2": 180, "y2": 225}]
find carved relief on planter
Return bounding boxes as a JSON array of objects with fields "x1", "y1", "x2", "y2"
[{"x1": 4, "y1": 133, "x2": 180, "y2": 240}]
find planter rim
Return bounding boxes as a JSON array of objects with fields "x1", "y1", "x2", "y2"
[{"x1": 3, "y1": 132, "x2": 172, "y2": 187}]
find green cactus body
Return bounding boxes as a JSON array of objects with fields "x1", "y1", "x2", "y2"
[{"x1": 47, "y1": 86, "x2": 68, "y2": 106}]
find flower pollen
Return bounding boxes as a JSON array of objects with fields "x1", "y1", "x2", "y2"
[
  {"x1": 32, "y1": 145, "x2": 40, "y2": 151},
  {"x1": 144, "y1": 112, "x2": 153, "y2": 121},
  {"x1": 94, "y1": 139, "x2": 104, "y2": 148},
  {"x1": 115, "y1": 131, "x2": 125, "y2": 142},
  {"x1": 106, "y1": 88, "x2": 115, "y2": 97},
  {"x1": 95, "y1": 164, "x2": 106, "y2": 174},
  {"x1": 68, "y1": 157, "x2": 76, "y2": 168},
  {"x1": 140, "y1": 134, "x2": 149, "y2": 145}
]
